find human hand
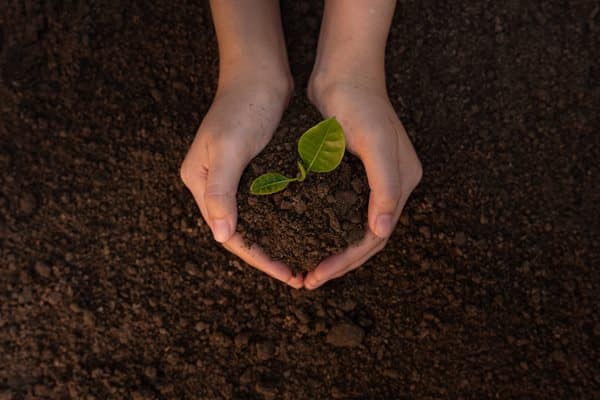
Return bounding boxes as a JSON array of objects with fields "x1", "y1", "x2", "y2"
[
  {"x1": 180, "y1": 79, "x2": 303, "y2": 289},
  {"x1": 303, "y1": 82, "x2": 422, "y2": 289}
]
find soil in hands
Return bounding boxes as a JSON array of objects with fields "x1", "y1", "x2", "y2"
[{"x1": 236, "y1": 98, "x2": 368, "y2": 273}]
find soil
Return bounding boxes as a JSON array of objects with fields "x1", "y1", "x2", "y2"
[
  {"x1": 237, "y1": 110, "x2": 368, "y2": 272},
  {"x1": 1, "y1": 0, "x2": 599, "y2": 399}
]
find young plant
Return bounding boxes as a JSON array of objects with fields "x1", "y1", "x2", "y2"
[{"x1": 250, "y1": 117, "x2": 346, "y2": 195}]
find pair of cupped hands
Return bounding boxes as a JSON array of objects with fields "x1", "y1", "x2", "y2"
[{"x1": 180, "y1": 76, "x2": 422, "y2": 290}]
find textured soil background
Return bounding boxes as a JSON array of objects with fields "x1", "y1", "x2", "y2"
[{"x1": 1, "y1": 0, "x2": 599, "y2": 399}]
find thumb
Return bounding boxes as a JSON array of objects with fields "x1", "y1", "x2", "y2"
[
  {"x1": 204, "y1": 151, "x2": 247, "y2": 243},
  {"x1": 361, "y1": 148, "x2": 402, "y2": 239}
]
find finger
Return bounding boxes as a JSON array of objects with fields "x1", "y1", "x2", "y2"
[
  {"x1": 330, "y1": 239, "x2": 387, "y2": 280},
  {"x1": 355, "y1": 130, "x2": 403, "y2": 239},
  {"x1": 182, "y1": 166, "x2": 211, "y2": 225},
  {"x1": 223, "y1": 233, "x2": 303, "y2": 289},
  {"x1": 304, "y1": 231, "x2": 383, "y2": 290},
  {"x1": 203, "y1": 143, "x2": 248, "y2": 243},
  {"x1": 325, "y1": 174, "x2": 413, "y2": 284},
  {"x1": 180, "y1": 150, "x2": 211, "y2": 226}
]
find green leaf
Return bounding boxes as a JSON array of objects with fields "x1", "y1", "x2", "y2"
[
  {"x1": 297, "y1": 160, "x2": 307, "y2": 182},
  {"x1": 250, "y1": 172, "x2": 295, "y2": 195},
  {"x1": 298, "y1": 117, "x2": 346, "y2": 173}
]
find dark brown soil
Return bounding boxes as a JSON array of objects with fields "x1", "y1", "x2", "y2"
[
  {"x1": 237, "y1": 104, "x2": 368, "y2": 272},
  {"x1": 1, "y1": 1, "x2": 599, "y2": 399}
]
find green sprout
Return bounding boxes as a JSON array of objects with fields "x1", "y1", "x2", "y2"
[{"x1": 250, "y1": 117, "x2": 346, "y2": 195}]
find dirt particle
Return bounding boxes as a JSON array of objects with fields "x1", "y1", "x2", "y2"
[
  {"x1": 551, "y1": 350, "x2": 567, "y2": 364},
  {"x1": 255, "y1": 380, "x2": 278, "y2": 399},
  {"x1": 419, "y1": 226, "x2": 431, "y2": 239},
  {"x1": 290, "y1": 306, "x2": 310, "y2": 324},
  {"x1": 255, "y1": 341, "x2": 276, "y2": 361},
  {"x1": 144, "y1": 366, "x2": 157, "y2": 379},
  {"x1": 338, "y1": 299, "x2": 357, "y2": 312},
  {"x1": 209, "y1": 331, "x2": 231, "y2": 347},
  {"x1": 454, "y1": 231, "x2": 467, "y2": 246},
  {"x1": 335, "y1": 190, "x2": 358, "y2": 214},
  {"x1": 34, "y1": 261, "x2": 51, "y2": 278},
  {"x1": 293, "y1": 198, "x2": 307, "y2": 214},
  {"x1": 234, "y1": 331, "x2": 251, "y2": 348},
  {"x1": 350, "y1": 178, "x2": 365, "y2": 194},
  {"x1": 326, "y1": 322, "x2": 364, "y2": 347},
  {"x1": 194, "y1": 321, "x2": 209, "y2": 332},
  {"x1": 0, "y1": 391, "x2": 14, "y2": 400},
  {"x1": 18, "y1": 192, "x2": 37, "y2": 216},
  {"x1": 184, "y1": 262, "x2": 201, "y2": 277}
]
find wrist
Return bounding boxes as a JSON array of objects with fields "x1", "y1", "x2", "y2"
[
  {"x1": 308, "y1": 65, "x2": 387, "y2": 107},
  {"x1": 218, "y1": 63, "x2": 294, "y2": 100}
]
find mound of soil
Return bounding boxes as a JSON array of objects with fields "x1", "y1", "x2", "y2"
[{"x1": 237, "y1": 103, "x2": 368, "y2": 272}]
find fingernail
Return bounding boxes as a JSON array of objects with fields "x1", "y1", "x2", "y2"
[
  {"x1": 375, "y1": 214, "x2": 393, "y2": 238},
  {"x1": 212, "y1": 219, "x2": 230, "y2": 243}
]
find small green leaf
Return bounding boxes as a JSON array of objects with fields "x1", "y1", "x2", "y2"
[
  {"x1": 250, "y1": 173, "x2": 295, "y2": 195},
  {"x1": 298, "y1": 117, "x2": 345, "y2": 173},
  {"x1": 297, "y1": 160, "x2": 307, "y2": 182}
]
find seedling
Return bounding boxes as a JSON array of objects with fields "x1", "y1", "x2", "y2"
[{"x1": 250, "y1": 117, "x2": 346, "y2": 195}]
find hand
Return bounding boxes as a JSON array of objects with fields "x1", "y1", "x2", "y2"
[
  {"x1": 180, "y1": 79, "x2": 303, "y2": 289},
  {"x1": 303, "y1": 82, "x2": 422, "y2": 289}
]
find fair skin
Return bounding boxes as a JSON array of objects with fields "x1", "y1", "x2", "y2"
[{"x1": 180, "y1": 0, "x2": 422, "y2": 290}]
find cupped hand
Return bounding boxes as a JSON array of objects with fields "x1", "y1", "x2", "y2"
[
  {"x1": 180, "y1": 80, "x2": 303, "y2": 289},
  {"x1": 304, "y1": 82, "x2": 422, "y2": 289}
]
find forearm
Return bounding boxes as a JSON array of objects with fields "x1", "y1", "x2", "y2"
[
  {"x1": 209, "y1": 0, "x2": 291, "y2": 86},
  {"x1": 312, "y1": 0, "x2": 396, "y2": 90}
]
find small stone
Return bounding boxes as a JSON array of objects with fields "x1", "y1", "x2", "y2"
[
  {"x1": 150, "y1": 89, "x2": 162, "y2": 102},
  {"x1": 326, "y1": 322, "x2": 364, "y2": 347},
  {"x1": 331, "y1": 386, "x2": 345, "y2": 398},
  {"x1": 339, "y1": 299, "x2": 357, "y2": 312},
  {"x1": 316, "y1": 183, "x2": 330, "y2": 198},
  {"x1": 34, "y1": 261, "x2": 51, "y2": 278},
  {"x1": 19, "y1": 193, "x2": 37, "y2": 216},
  {"x1": 209, "y1": 331, "x2": 231, "y2": 347},
  {"x1": 290, "y1": 306, "x2": 310, "y2": 324},
  {"x1": 350, "y1": 178, "x2": 364, "y2": 194},
  {"x1": 185, "y1": 262, "x2": 201, "y2": 277},
  {"x1": 234, "y1": 332, "x2": 251, "y2": 348},
  {"x1": 255, "y1": 341, "x2": 276, "y2": 361},
  {"x1": 144, "y1": 366, "x2": 157, "y2": 379},
  {"x1": 293, "y1": 199, "x2": 307, "y2": 214},
  {"x1": 255, "y1": 381, "x2": 277, "y2": 399},
  {"x1": 82, "y1": 310, "x2": 95, "y2": 327},
  {"x1": 399, "y1": 214, "x2": 410, "y2": 226},
  {"x1": 194, "y1": 321, "x2": 209, "y2": 332},
  {"x1": 239, "y1": 368, "x2": 255, "y2": 385},
  {"x1": 131, "y1": 391, "x2": 144, "y2": 400},
  {"x1": 280, "y1": 200, "x2": 293, "y2": 210},
  {"x1": 324, "y1": 208, "x2": 341, "y2": 232},
  {"x1": 454, "y1": 231, "x2": 467, "y2": 246}
]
